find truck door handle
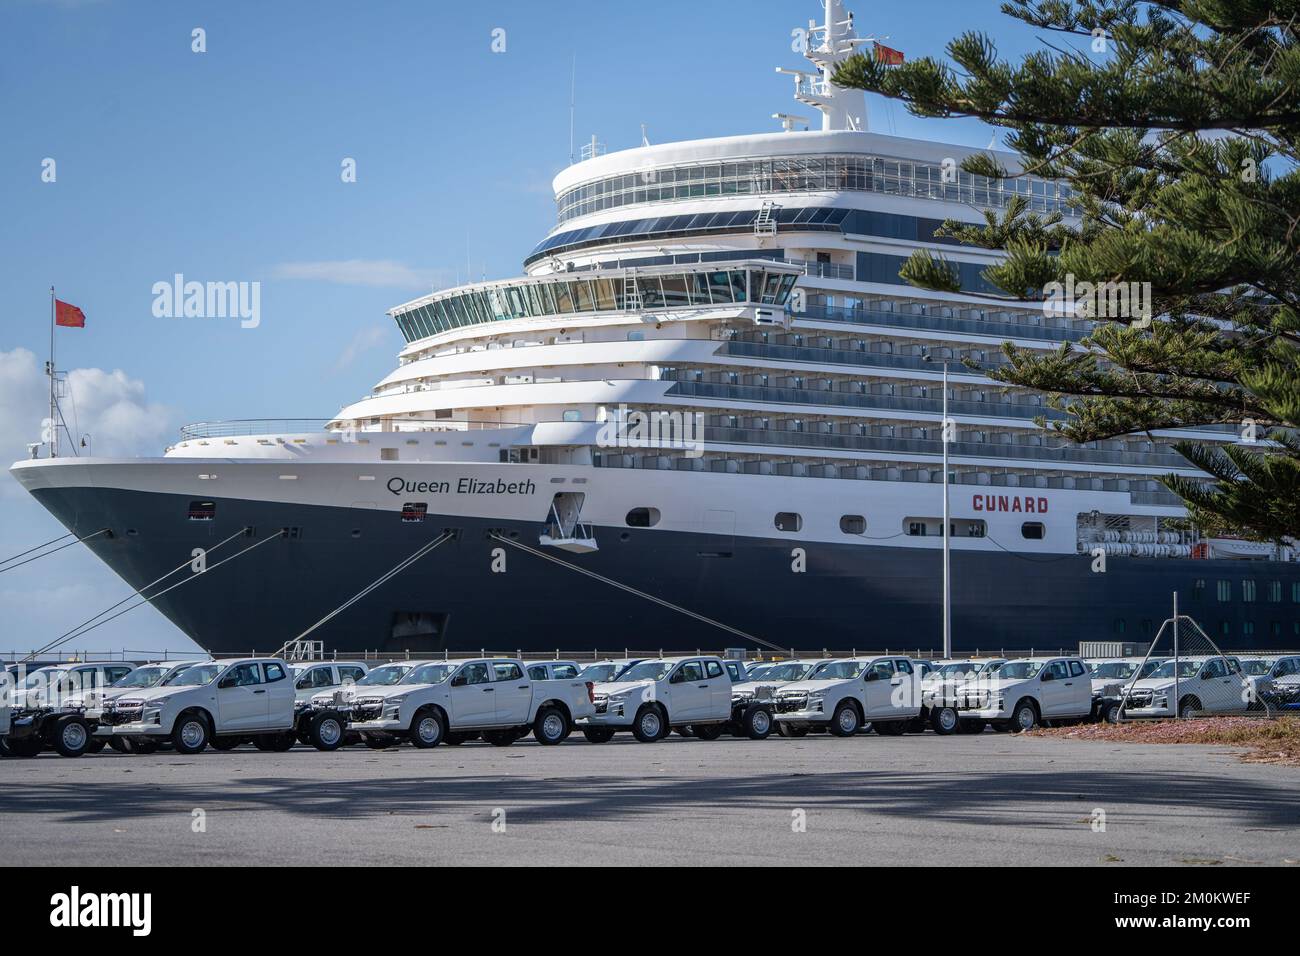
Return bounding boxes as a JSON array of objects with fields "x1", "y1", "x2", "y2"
[
  {"x1": 254, "y1": 689, "x2": 266, "y2": 694},
  {"x1": 518, "y1": 685, "x2": 529, "y2": 689},
  {"x1": 482, "y1": 687, "x2": 494, "y2": 693},
  {"x1": 698, "y1": 684, "x2": 709, "y2": 689}
]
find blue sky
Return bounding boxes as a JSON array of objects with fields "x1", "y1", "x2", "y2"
[{"x1": 0, "y1": 0, "x2": 1037, "y2": 655}]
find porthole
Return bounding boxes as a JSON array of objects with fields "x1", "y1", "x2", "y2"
[
  {"x1": 775, "y1": 512, "x2": 802, "y2": 533},
  {"x1": 626, "y1": 507, "x2": 660, "y2": 528},
  {"x1": 1021, "y1": 522, "x2": 1045, "y2": 540},
  {"x1": 840, "y1": 515, "x2": 866, "y2": 535}
]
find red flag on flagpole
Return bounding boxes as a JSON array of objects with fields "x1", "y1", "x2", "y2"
[
  {"x1": 874, "y1": 42, "x2": 905, "y2": 66},
  {"x1": 55, "y1": 299, "x2": 86, "y2": 328}
]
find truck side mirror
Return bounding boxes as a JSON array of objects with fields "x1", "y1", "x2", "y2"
[
  {"x1": 218, "y1": 676, "x2": 236, "y2": 689},
  {"x1": 669, "y1": 670, "x2": 684, "y2": 684},
  {"x1": 1041, "y1": 671, "x2": 1055, "y2": 681}
]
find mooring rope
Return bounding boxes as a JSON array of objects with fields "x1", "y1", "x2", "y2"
[{"x1": 488, "y1": 532, "x2": 787, "y2": 653}]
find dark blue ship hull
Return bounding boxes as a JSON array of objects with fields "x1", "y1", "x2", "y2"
[{"x1": 30, "y1": 486, "x2": 1300, "y2": 656}]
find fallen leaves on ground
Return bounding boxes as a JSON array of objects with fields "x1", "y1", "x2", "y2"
[{"x1": 1030, "y1": 716, "x2": 1300, "y2": 765}]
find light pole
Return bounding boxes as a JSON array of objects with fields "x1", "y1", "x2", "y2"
[{"x1": 924, "y1": 350, "x2": 952, "y2": 658}]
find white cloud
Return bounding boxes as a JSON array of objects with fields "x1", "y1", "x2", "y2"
[
  {"x1": 334, "y1": 324, "x2": 391, "y2": 371},
  {"x1": 0, "y1": 348, "x2": 174, "y2": 490},
  {"x1": 271, "y1": 259, "x2": 451, "y2": 289}
]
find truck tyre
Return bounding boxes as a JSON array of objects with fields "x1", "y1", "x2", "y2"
[
  {"x1": 632, "y1": 704, "x2": 667, "y2": 742},
  {"x1": 741, "y1": 704, "x2": 774, "y2": 740},
  {"x1": 582, "y1": 726, "x2": 615, "y2": 744},
  {"x1": 6, "y1": 735, "x2": 43, "y2": 757},
  {"x1": 171, "y1": 713, "x2": 209, "y2": 754},
  {"x1": 254, "y1": 732, "x2": 296, "y2": 752},
  {"x1": 1178, "y1": 696, "x2": 1202, "y2": 719},
  {"x1": 1103, "y1": 702, "x2": 1123, "y2": 724},
  {"x1": 675, "y1": 726, "x2": 695, "y2": 738},
  {"x1": 210, "y1": 736, "x2": 244, "y2": 751},
  {"x1": 1008, "y1": 700, "x2": 1038, "y2": 732},
  {"x1": 108, "y1": 737, "x2": 130, "y2": 754},
  {"x1": 930, "y1": 706, "x2": 960, "y2": 735},
  {"x1": 309, "y1": 711, "x2": 346, "y2": 751},
  {"x1": 776, "y1": 722, "x2": 808, "y2": 738},
  {"x1": 533, "y1": 705, "x2": 568, "y2": 745},
  {"x1": 408, "y1": 709, "x2": 445, "y2": 748},
  {"x1": 828, "y1": 700, "x2": 861, "y2": 737},
  {"x1": 691, "y1": 722, "x2": 724, "y2": 741},
  {"x1": 52, "y1": 715, "x2": 92, "y2": 757}
]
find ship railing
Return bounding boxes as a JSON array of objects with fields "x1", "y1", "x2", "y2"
[
  {"x1": 791, "y1": 302, "x2": 1092, "y2": 343},
  {"x1": 178, "y1": 419, "x2": 523, "y2": 440},
  {"x1": 663, "y1": 377, "x2": 1071, "y2": 422}
]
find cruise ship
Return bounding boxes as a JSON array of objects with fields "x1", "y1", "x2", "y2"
[{"x1": 12, "y1": 1, "x2": 1300, "y2": 656}]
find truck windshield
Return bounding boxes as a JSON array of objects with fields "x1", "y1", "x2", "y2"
[
  {"x1": 357, "y1": 665, "x2": 412, "y2": 686},
  {"x1": 995, "y1": 661, "x2": 1044, "y2": 680},
  {"x1": 808, "y1": 661, "x2": 866, "y2": 680},
  {"x1": 1241, "y1": 660, "x2": 1275, "y2": 676},
  {"x1": 1089, "y1": 662, "x2": 1137, "y2": 680},
  {"x1": 113, "y1": 666, "x2": 169, "y2": 688},
  {"x1": 1148, "y1": 659, "x2": 1205, "y2": 679},
  {"x1": 616, "y1": 661, "x2": 674, "y2": 682},
  {"x1": 21, "y1": 668, "x2": 63, "y2": 689},
  {"x1": 761, "y1": 662, "x2": 814, "y2": 681},
  {"x1": 163, "y1": 664, "x2": 222, "y2": 687},
  {"x1": 403, "y1": 664, "x2": 455, "y2": 685},
  {"x1": 578, "y1": 663, "x2": 619, "y2": 682}
]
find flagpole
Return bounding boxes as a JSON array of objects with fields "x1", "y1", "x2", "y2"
[{"x1": 49, "y1": 286, "x2": 57, "y2": 459}]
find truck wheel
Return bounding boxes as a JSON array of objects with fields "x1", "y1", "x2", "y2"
[
  {"x1": 107, "y1": 737, "x2": 130, "y2": 754},
  {"x1": 253, "y1": 732, "x2": 296, "y2": 752},
  {"x1": 675, "y1": 726, "x2": 695, "y2": 738},
  {"x1": 742, "y1": 704, "x2": 774, "y2": 740},
  {"x1": 6, "y1": 735, "x2": 43, "y2": 757},
  {"x1": 533, "y1": 706, "x2": 568, "y2": 745},
  {"x1": 408, "y1": 709, "x2": 445, "y2": 748},
  {"x1": 171, "y1": 714, "x2": 209, "y2": 754},
  {"x1": 776, "y1": 722, "x2": 808, "y2": 738},
  {"x1": 1178, "y1": 696, "x2": 1201, "y2": 719},
  {"x1": 86, "y1": 738, "x2": 107, "y2": 754},
  {"x1": 1103, "y1": 702, "x2": 1123, "y2": 724},
  {"x1": 691, "y1": 723, "x2": 724, "y2": 741},
  {"x1": 1008, "y1": 700, "x2": 1038, "y2": 733},
  {"x1": 828, "y1": 700, "x2": 861, "y2": 737},
  {"x1": 53, "y1": 716, "x2": 92, "y2": 757},
  {"x1": 582, "y1": 726, "x2": 615, "y2": 744},
  {"x1": 209, "y1": 736, "x2": 244, "y2": 751},
  {"x1": 632, "y1": 704, "x2": 667, "y2": 742},
  {"x1": 309, "y1": 711, "x2": 346, "y2": 751},
  {"x1": 930, "y1": 706, "x2": 960, "y2": 735}
]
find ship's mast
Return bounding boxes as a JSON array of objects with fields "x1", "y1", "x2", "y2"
[{"x1": 776, "y1": 0, "x2": 870, "y2": 131}]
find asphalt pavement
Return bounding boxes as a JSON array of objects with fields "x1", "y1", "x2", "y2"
[{"x1": 2, "y1": 732, "x2": 1297, "y2": 865}]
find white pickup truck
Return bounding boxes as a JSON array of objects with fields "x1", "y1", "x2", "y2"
[
  {"x1": 72, "y1": 659, "x2": 212, "y2": 753},
  {"x1": 1119, "y1": 655, "x2": 1247, "y2": 718},
  {"x1": 947, "y1": 656, "x2": 1093, "y2": 731},
  {"x1": 103, "y1": 658, "x2": 298, "y2": 754},
  {"x1": 772, "y1": 656, "x2": 923, "y2": 737},
  {"x1": 578, "y1": 656, "x2": 733, "y2": 742},
  {"x1": 310, "y1": 657, "x2": 596, "y2": 749},
  {"x1": 726, "y1": 659, "x2": 822, "y2": 739}
]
